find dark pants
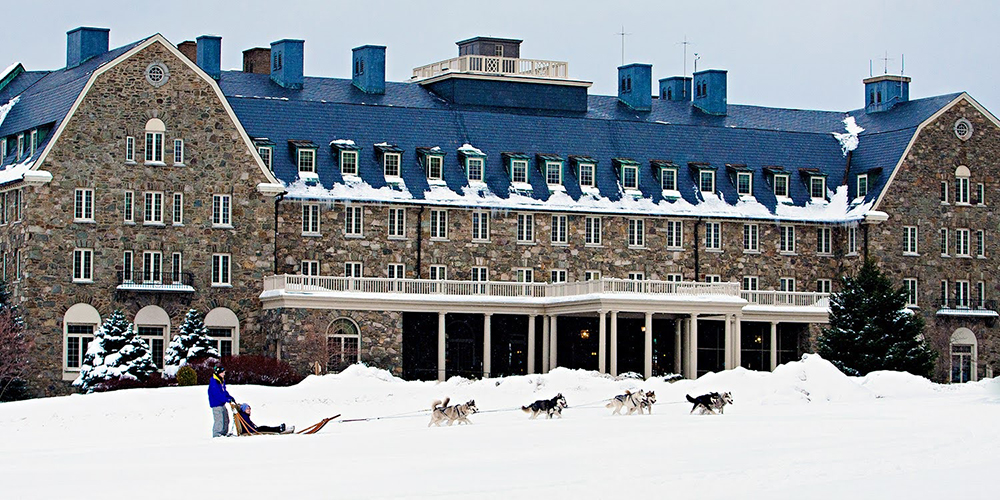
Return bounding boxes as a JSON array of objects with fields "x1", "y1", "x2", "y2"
[{"x1": 256, "y1": 425, "x2": 282, "y2": 433}]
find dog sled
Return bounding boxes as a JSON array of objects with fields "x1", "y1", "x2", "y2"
[{"x1": 229, "y1": 402, "x2": 340, "y2": 436}]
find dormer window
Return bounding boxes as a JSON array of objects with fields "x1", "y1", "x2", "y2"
[
  {"x1": 579, "y1": 163, "x2": 595, "y2": 187},
  {"x1": 857, "y1": 174, "x2": 868, "y2": 198},
  {"x1": 536, "y1": 154, "x2": 564, "y2": 189},
  {"x1": 29, "y1": 129, "x2": 37, "y2": 156},
  {"x1": 298, "y1": 149, "x2": 315, "y2": 172},
  {"x1": 810, "y1": 176, "x2": 825, "y2": 200},
  {"x1": 737, "y1": 172, "x2": 752, "y2": 195},
  {"x1": 614, "y1": 158, "x2": 640, "y2": 192},
  {"x1": 1, "y1": 137, "x2": 7, "y2": 162},
  {"x1": 375, "y1": 143, "x2": 403, "y2": 179},
  {"x1": 258, "y1": 146, "x2": 272, "y2": 170},
  {"x1": 417, "y1": 147, "x2": 446, "y2": 181},
  {"x1": 503, "y1": 153, "x2": 531, "y2": 186},
  {"x1": 689, "y1": 163, "x2": 715, "y2": 194},
  {"x1": 774, "y1": 175, "x2": 789, "y2": 197},
  {"x1": 331, "y1": 140, "x2": 360, "y2": 177},
  {"x1": 652, "y1": 160, "x2": 678, "y2": 194},
  {"x1": 570, "y1": 156, "x2": 598, "y2": 190},
  {"x1": 144, "y1": 118, "x2": 165, "y2": 164},
  {"x1": 458, "y1": 144, "x2": 486, "y2": 183},
  {"x1": 17, "y1": 133, "x2": 24, "y2": 159}
]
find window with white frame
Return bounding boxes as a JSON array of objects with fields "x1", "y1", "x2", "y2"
[
  {"x1": 144, "y1": 192, "x2": 163, "y2": 224},
  {"x1": 545, "y1": 162, "x2": 562, "y2": 186},
  {"x1": 847, "y1": 225, "x2": 858, "y2": 255},
  {"x1": 74, "y1": 188, "x2": 94, "y2": 222},
  {"x1": 345, "y1": 206, "x2": 363, "y2": 236},
  {"x1": 955, "y1": 280, "x2": 970, "y2": 307},
  {"x1": 817, "y1": 279, "x2": 832, "y2": 294},
  {"x1": 773, "y1": 174, "x2": 789, "y2": 198},
  {"x1": 940, "y1": 280, "x2": 948, "y2": 306},
  {"x1": 29, "y1": 129, "x2": 37, "y2": 156},
  {"x1": 665, "y1": 273, "x2": 683, "y2": 282},
  {"x1": 429, "y1": 265, "x2": 447, "y2": 280},
  {"x1": 511, "y1": 159, "x2": 528, "y2": 184},
  {"x1": 171, "y1": 252, "x2": 183, "y2": 284},
  {"x1": 699, "y1": 170, "x2": 715, "y2": 193},
  {"x1": 72, "y1": 248, "x2": 93, "y2": 282},
  {"x1": 326, "y1": 318, "x2": 360, "y2": 372},
  {"x1": 628, "y1": 272, "x2": 645, "y2": 281},
  {"x1": 429, "y1": 209, "x2": 448, "y2": 239},
  {"x1": 939, "y1": 228, "x2": 948, "y2": 256},
  {"x1": 122, "y1": 250, "x2": 134, "y2": 283},
  {"x1": 661, "y1": 168, "x2": 678, "y2": 192},
  {"x1": 472, "y1": 211, "x2": 489, "y2": 241},
  {"x1": 551, "y1": 215, "x2": 568, "y2": 244},
  {"x1": 705, "y1": 274, "x2": 722, "y2": 283},
  {"x1": 904, "y1": 278, "x2": 918, "y2": 307},
  {"x1": 780, "y1": 277, "x2": 796, "y2": 292},
  {"x1": 471, "y1": 266, "x2": 488, "y2": 282},
  {"x1": 344, "y1": 261, "x2": 362, "y2": 278},
  {"x1": 705, "y1": 222, "x2": 721, "y2": 250},
  {"x1": 585, "y1": 270, "x2": 602, "y2": 281},
  {"x1": 780, "y1": 225, "x2": 796, "y2": 253},
  {"x1": 737, "y1": 172, "x2": 752, "y2": 196},
  {"x1": 516, "y1": 268, "x2": 534, "y2": 283},
  {"x1": 466, "y1": 158, "x2": 484, "y2": 182},
  {"x1": 743, "y1": 224, "x2": 759, "y2": 252},
  {"x1": 517, "y1": 213, "x2": 534, "y2": 243},
  {"x1": 977, "y1": 281, "x2": 985, "y2": 306},
  {"x1": 137, "y1": 326, "x2": 166, "y2": 369},
  {"x1": 621, "y1": 165, "x2": 639, "y2": 191},
  {"x1": 628, "y1": 218, "x2": 645, "y2": 248},
  {"x1": 956, "y1": 175, "x2": 970, "y2": 204},
  {"x1": 212, "y1": 194, "x2": 231, "y2": 227},
  {"x1": 126, "y1": 136, "x2": 135, "y2": 162},
  {"x1": 207, "y1": 328, "x2": 235, "y2": 358},
  {"x1": 817, "y1": 227, "x2": 832, "y2": 255},
  {"x1": 955, "y1": 229, "x2": 970, "y2": 257},
  {"x1": 302, "y1": 260, "x2": 320, "y2": 276},
  {"x1": 258, "y1": 146, "x2": 272, "y2": 170},
  {"x1": 383, "y1": 152, "x2": 400, "y2": 178},
  {"x1": 426, "y1": 155, "x2": 443, "y2": 180},
  {"x1": 585, "y1": 216, "x2": 601, "y2": 246},
  {"x1": 951, "y1": 339, "x2": 975, "y2": 383},
  {"x1": 976, "y1": 230, "x2": 985, "y2": 257},
  {"x1": 172, "y1": 193, "x2": 183, "y2": 225},
  {"x1": 387, "y1": 263, "x2": 404, "y2": 279},
  {"x1": 977, "y1": 183, "x2": 985, "y2": 205},
  {"x1": 666, "y1": 220, "x2": 683, "y2": 249},
  {"x1": 144, "y1": 120, "x2": 164, "y2": 163},
  {"x1": 809, "y1": 176, "x2": 826, "y2": 200},
  {"x1": 579, "y1": 163, "x2": 595, "y2": 188},
  {"x1": 143, "y1": 251, "x2": 162, "y2": 283},
  {"x1": 900, "y1": 226, "x2": 918, "y2": 255},
  {"x1": 173, "y1": 139, "x2": 184, "y2": 165},
  {"x1": 857, "y1": 174, "x2": 868, "y2": 198},
  {"x1": 297, "y1": 149, "x2": 315, "y2": 173},
  {"x1": 387, "y1": 208, "x2": 405, "y2": 238},
  {"x1": 340, "y1": 150, "x2": 358, "y2": 176},
  {"x1": 212, "y1": 254, "x2": 231, "y2": 286},
  {"x1": 550, "y1": 269, "x2": 567, "y2": 283},
  {"x1": 940, "y1": 181, "x2": 948, "y2": 204},
  {"x1": 302, "y1": 204, "x2": 320, "y2": 235},
  {"x1": 66, "y1": 324, "x2": 95, "y2": 370},
  {"x1": 16, "y1": 134, "x2": 23, "y2": 159}
]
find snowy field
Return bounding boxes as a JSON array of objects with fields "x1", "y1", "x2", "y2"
[{"x1": 1, "y1": 355, "x2": 997, "y2": 500}]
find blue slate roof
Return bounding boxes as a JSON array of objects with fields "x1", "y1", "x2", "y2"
[{"x1": 220, "y1": 70, "x2": 960, "y2": 217}]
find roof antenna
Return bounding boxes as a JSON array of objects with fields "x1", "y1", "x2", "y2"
[
  {"x1": 901, "y1": 54, "x2": 904, "y2": 75},
  {"x1": 679, "y1": 35, "x2": 692, "y2": 77},
  {"x1": 693, "y1": 53, "x2": 701, "y2": 74},
  {"x1": 869, "y1": 59, "x2": 873, "y2": 77},
  {"x1": 615, "y1": 26, "x2": 632, "y2": 66},
  {"x1": 880, "y1": 50, "x2": 893, "y2": 74}
]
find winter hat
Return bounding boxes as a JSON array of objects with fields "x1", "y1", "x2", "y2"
[{"x1": 214, "y1": 366, "x2": 225, "y2": 375}]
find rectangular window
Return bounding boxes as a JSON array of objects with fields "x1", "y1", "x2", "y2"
[
  {"x1": 430, "y1": 209, "x2": 448, "y2": 239},
  {"x1": 172, "y1": 193, "x2": 183, "y2": 225},
  {"x1": 142, "y1": 251, "x2": 162, "y2": 283},
  {"x1": 956, "y1": 177, "x2": 970, "y2": 204},
  {"x1": 661, "y1": 168, "x2": 677, "y2": 192},
  {"x1": 212, "y1": 194, "x2": 231, "y2": 227},
  {"x1": 977, "y1": 183, "x2": 985, "y2": 205},
  {"x1": 902, "y1": 226, "x2": 918, "y2": 255},
  {"x1": 743, "y1": 224, "x2": 759, "y2": 252},
  {"x1": 123, "y1": 191, "x2": 134, "y2": 223},
  {"x1": 737, "y1": 172, "x2": 752, "y2": 196},
  {"x1": 297, "y1": 149, "x2": 315, "y2": 173},
  {"x1": 122, "y1": 251, "x2": 134, "y2": 283},
  {"x1": 848, "y1": 226, "x2": 858, "y2": 255},
  {"x1": 857, "y1": 174, "x2": 868, "y2": 198},
  {"x1": 212, "y1": 254, "x2": 231, "y2": 286},
  {"x1": 383, "y1": 152, "x2": 400, "y2": 178},
  {"x1": 1, "y1": 137, "x2": 7, "y2": 160},
  {"x1": 585, "y1": 270, "x2": 602, "y2": 281},
  {"x1": 74, "y1": 188, "x2": 94, "y2": 221},
  {"x1": 302, "y1": 204, "x2": 320, "y2": 235},
  {"x1": 345, "y1": 206, "x2": 363, "y2": 236},
  {"x1": 817, "y1": 227, "x2": 832, "y2": 255},
  {"x1": 17, "y1": 134, "x2": 23, "y2": 158},
  {"x1": 551, "y1": 215, "x2": 568, "y2": 244},
  {"x1": 579, "y1": 163, "x2": 595, "y2": 188},
  {"x1": 941, "y1": 181, "x2": 949, "y2": 203},
  {"x1": 466, "y1": 158, "x2": 484, "y2": 182},
  {"x1": 705, "y1": 222, "x2": 721, "y2": 250},
  {"x1": 517, "y1": 213, "x2": 534, "y2": 243},
  {"x1": 429, "y1": 265, "x2": 447, "y2": 280},
  {"x1": 904, "y1": 278, "x2": 918, "y2": 307},
  {"x1": 780, "y1": 277, "x2": 796, "y2": 292},
  {"x1": 126, "y1": 136, "x2": 135, "y2": 162},
  {"x1": 344, "y1": 261, "x2": 362, "y2": 278},
  {"x1": 956, "y1": 229, "x2": 970, "y2": 257},
  {"x1": 780, "y1": 225, "x2": 796, "y2": 253},
  {"x1": 207, "y1": 328, "x2": 234, "y2": 358},
  {"x1": 546, "y1": 162, "x2": 562, "y2": 186},
  {"x1": 976, "y1": 230, "x2": 985, "y2": 257},
  {"x1": 29, "y1": 129, "x2": 37, "y2": 156},
  {"x1": 628, "y1": 218, "x2": 645, "y2": 248},
  {"x1": 622, "y1": 165, "x2": 639, "y2": 190},
  {"x1": 585, "y1": 216, "x2": 602, "y2": 246},
  {"x1": 808, "y1": 177, "x2": 824, "y2": 200},
  {"x1": 550, "y1": 269, "x2": 567, "y2": 283},
  {"x1": 511, "y1": 160, "x2": 528, "y2": 184},
  {"x1": 705, "y1": 275, "x2": 721, "y2": 283},
  {"x1": 171, "y1": 252, "x2": 183, "y2": 284},
  {"x1": 143, "y1": 192, "x2": 163, "y2": 224},
  {"x1": 939, "y1": 228, "x2": 947, "y2": 256},
  {"x1": 977, "y1": 281, "x2": 985, "y2": 307},
  {"x1": 387, "y1": 263, "x2": 404, "y2": 279},
  {"x1": 66, "y1": 325, "x2": 95, "y2": 370},
  {"x1": 301, "y1": 260, "x2": 320, "y2": 276},
  {"x1": 817, "y1": 279, "x2": 832, "y2": 294},
  {"x1": 666, "y1": 220, "x2": 683, "y2": 249},
  {"x1": 665, "y1": 274, "x2": 683, "y2": 282},
  {"x1": 426, "y1": 156, "x2": 443, "y2": 180},
  {"x1": 387, "y1": 208, "x2": 406, "y2": 238},
  {"x1": 145, "y1": 132, "x2": 163, "y2": 163},
  {"x1": 699, "y1": 170, "x2": 715, "y2": 193},
  {"x1": 72, "y1": 248, "x2": 93, "y2": 282},
  {"x1": 340, "y1": 150, "x2": 358, "y2": 176},
  {"x1": 471, "y1": 266, "x2": 488, "y2": 282},
  {"x1": 138, "y1": 327, "x2": 165, "y2": 369},
  {"x1": 472, "y1": 211, "x2": 490, "y2": 241},
  {"x1": 628, "y1": 272, "x2": 645, "y2": 281},
  {"x1": 173, "y1": 139, "x2": 184, "y2": 165},
  {"x1": 516, "y1": 268, "x2": 534, "y2": 283},
  {"x1": 956, "y1": 280, "x2": 970, "y2": 308},
  {"x1": 940, "y1": 280, "x2": 948, "y2": 307},
  {"x1": 258, "y1": 147, "x2": 272, "y2": 170},
  {"x1": 774, "y1": 174, "x2": 789, "y2": 198}
]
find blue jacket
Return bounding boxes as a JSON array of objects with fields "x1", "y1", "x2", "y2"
[{"x1": 207, "y1": 374, "x2": 233, "y2": 408}]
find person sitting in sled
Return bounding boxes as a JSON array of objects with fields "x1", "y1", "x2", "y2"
[{"x1": 236, "y1": 403, "x2": 293, "y2": 434}]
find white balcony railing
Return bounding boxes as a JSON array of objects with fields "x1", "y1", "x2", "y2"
[
  {"x1": 412, "y1": 55, "x2": 570, "y2": 81},
  {"x1": 740, "y1": 290, "x2": 830, "y2": 308}
]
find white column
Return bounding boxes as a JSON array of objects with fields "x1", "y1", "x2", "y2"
[
  {"x1": 598, "y1": 311, "x2": 607, "y2": 374},
  {"x1": 527, "y1": 314, "x2": 536, "y2": 375},
  {"x1": 689, "y1": 313, "x2": 699, "y2": 379},
  {"x1": 674, "y1": 318, "x2": 682, "y2": 376},
  {"x1": 770, "y1": 321, "x2": 778, "y2": 371},
  {"x1": 734, "y1": 315, "x2": 742, "y2": 369},
  {"x1": 644, "y1": 312, "x2": 653, "y2": 379},
  {"x1": 483, "y1": 313, "x2": 492, "y2": 379},
  {"x1": 724, "y1": 313, "x2": 733, "y2": 369},
  {"x1": 437, "y1": 312, "x2": 447, "y2": 382},
  {"x1": 549, "y1": 315, "x2": 558, "y2": 370},
  {"x1": 610, "y1": 311, "x2": 619, "y2": 376},
  {"x1": 541, "y1": 315, "x2": 550, "y2": 374}
]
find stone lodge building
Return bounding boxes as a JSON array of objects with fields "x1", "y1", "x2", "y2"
[{"x1": 0, "y1": 28, "x2": 996, "y2": 394}]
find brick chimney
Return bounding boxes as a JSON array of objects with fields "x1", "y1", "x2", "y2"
[
  {"x1": 243, "y1": 47, "x2": 271, "y2": 74},
  {"x1": 177, "y1": 41, "x2": 197, "y2": 63}
]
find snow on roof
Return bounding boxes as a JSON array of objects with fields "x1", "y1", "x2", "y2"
[
  {"x1": 458, "y1": 143, "x2": 484, "y2": 155},
  {"x1": 329, "y1": 139, "x2": 356, "y2": 146},
  {"x1": 0, "y1": 62, "x2": 20, "y2": 83},
  {"x1": 0, "y1": 96, "x2": 19, "y2": 130},
  {"x1": 0, "y1": 158, "x2": 35, "y2": 185},
  {"x1": 833, "y1": 116, "x2": 865, "y2": 156}
]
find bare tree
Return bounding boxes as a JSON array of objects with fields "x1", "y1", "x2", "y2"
[{"x1": 0, "y1": 309, "x2": 32, "y2": 400}]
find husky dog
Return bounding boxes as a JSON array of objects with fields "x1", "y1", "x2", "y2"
[
  {"x1": 606, "y1": 390, "x2": 647, "y2": 415},
  {"x1": 686, "y1": 392, "x2": 734, "y2": 415},
  {"x1": 521, "y1": 393, "x2": 568, "y2": 419},
  {"x1": 428, "y1": 398, "x2": 479, "y2": 427},
  {"x1": 637, "y1": 391, "x2": 656, "y2": 415}
]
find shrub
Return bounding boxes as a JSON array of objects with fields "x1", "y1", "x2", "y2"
[
  {"x1": 175, "y1": 365, "x2": 198, "y2": 386},
  {"x1": 93, "y1": 372, "x2": 173, "y2": 393},
  {"x1": 218, "y1": 355, "x2": 304, "y2": 387}
]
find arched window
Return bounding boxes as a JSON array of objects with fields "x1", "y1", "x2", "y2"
[
  {"x1": 955, "y1": 165, "x2": 970, "y2": 204},
  {"x1": 135, "y1": 305, "x2": 170, "y2": 369},
  {"x1": 205, "y1": 307, "x2": 240, "y2": 357},
  {"x1": 64, "y1": 303, "x2": 101, "y2": 373},
  {"x1": 144, "y1": 118, "x2": 165, "y2": 164},
  {"x1": 950, "y1": 328, "x2": 977, "y2": 383},
  {"x1": 326, "y1": 317, "x2": 360, "y2": 373}
]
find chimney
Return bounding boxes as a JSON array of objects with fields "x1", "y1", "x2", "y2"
[
  {"x1": 864, "y1": 75, "x2": 910, "y2": 113},
  {"x1": 692, "y1": 69, "x2": 727, "y2": 115},
  {"x1": 269, "y1": 39, "x2": 304, "y2": 89},
  {"x1": 196, "y1": 35, "x2": 222, "y2": 80},
  {"x1": 659, "y1": 76, "x2": 691, "y2": 101},
  {"x1": 66, "y1": 27, "x2": 110, "y2": 69},
  {"x1": 352, "y1": 45, "x2": 386, "y2": 94},
  {"x1": 617, "y1": 63, "x2": 652, "y2": 111},
  {"x1": 177, "y1": 41, "x2": 197, "y2": 63},
  {"x1": 242, "y1": 47, "x2": 271, "y2": 74}
]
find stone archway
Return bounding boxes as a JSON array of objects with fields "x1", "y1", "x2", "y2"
[{"x1": 949, "y1": 328, "x2": 978, "y2": 383}]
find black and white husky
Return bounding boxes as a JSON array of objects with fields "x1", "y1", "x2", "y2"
[
  {"x1": 521, "y1": 393, "x2": 568, "y2": 419},
  {"x1": 428, "y1": 397, "x2": 479, "y2": 427},
  {"x1": 686, "y1": 392, "x2": 734, "y2": 415},
  {"x1": 606, "y1": 390, "x2": 653, "y2": 415}
]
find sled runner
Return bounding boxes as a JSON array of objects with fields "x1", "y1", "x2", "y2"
[{"x1": 229, "y1": 402, "x2": 339, "y2": 436}]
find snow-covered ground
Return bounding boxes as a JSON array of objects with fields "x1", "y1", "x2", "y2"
[{"x1": 1, "y1": 355, "x2": 996, "y2": 499}]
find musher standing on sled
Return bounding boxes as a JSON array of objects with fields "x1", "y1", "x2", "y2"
[{"x1": 208, "y1": 366, "x2": 235, "y2": 437}]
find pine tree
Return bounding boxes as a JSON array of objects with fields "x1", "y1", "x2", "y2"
[
  {"x1": 0, "y1": 281, "x2": 32, "y2": 401},
  {"x1": 164, "y1": 309, "x2": 219, "y2": 375},
  {"x1": 818, "y1": 259, "x2": 937, "y2": 377},
  {"x1": 73, "y1": 310, "x2": 157, "y2": 393}
]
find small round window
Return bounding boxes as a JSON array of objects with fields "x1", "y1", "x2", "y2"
[
  {"x1": 145, "y1": 62, "x2": 169, "y2": 87},
  {"x1": 954, "y1": 118, "x2": 973, "y2": 141}
]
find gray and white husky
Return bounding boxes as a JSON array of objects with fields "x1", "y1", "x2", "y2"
[
  {"x1": 606, "y1": 390, "x2": 653, "y2": 415},
  {"x1": 428, "y1": 397, "x2": 479, "y2": 427},
  {"x1": 686, "y1": 392, "x2": 734, "y2": 415},
  {"x1": 521, "y1": 393, "x2": 568, "y2": 419}
]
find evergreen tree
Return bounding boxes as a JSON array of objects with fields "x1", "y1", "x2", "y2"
[
  {"x1": 73, "y1": 310, "x2": 157, "y2": 393},
  {"x1": 818, "y1": 259, "x2": 937, "y2": 377},
  {"x1": 164, "y1": 309, "x2": 219, "y2": 375},
  {"x1": 0, "y1": 281, "x2": 32, "y2": 401}
]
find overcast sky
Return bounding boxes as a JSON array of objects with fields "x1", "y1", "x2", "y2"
[{"x1": 4, "y1": 0, "x2": 999, "y2": 113}]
